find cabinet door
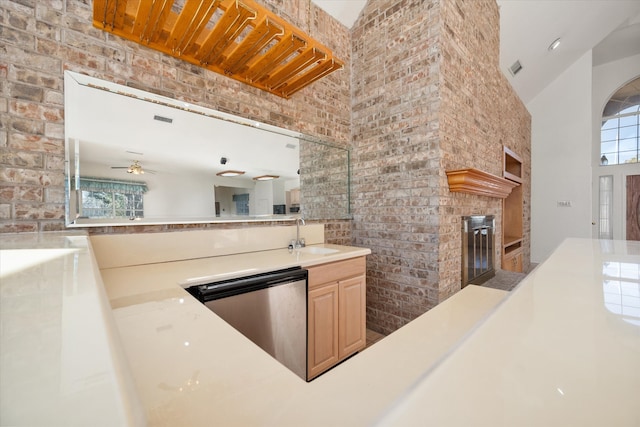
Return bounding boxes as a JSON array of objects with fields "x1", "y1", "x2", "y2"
[
  {"x1": 338, "y1": 275, "x2": 366, "y2": 359},
  {"x1": 290, "y1": 189, "x2": 301, "y2": 204},
  {"x1": 308, "y1": 284, "x2": 339, "y2": 380},
  {"x1": 503, "y1": 250, "x2": 523, "y2": 273},
  {"x1": 513, "y1": 252, "x2": 523, "y2": 272}
]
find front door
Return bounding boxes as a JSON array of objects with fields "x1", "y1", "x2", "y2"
[{"x1": 627, "y1": 175, "x2": 640, "y2": 241}]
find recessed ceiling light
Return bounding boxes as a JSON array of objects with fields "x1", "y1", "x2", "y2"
[
  {"x1": 216, "y1": 170, "x2": 245, "y2": 177},
  {"x1": 253, "y1": 175, "x2": 279, "y2": 181},
  {"x1": 548, "y1": 38, "x2": 561, "y2": 51}
]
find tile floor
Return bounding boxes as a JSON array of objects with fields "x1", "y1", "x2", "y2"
[
  {"x1": 475, "y1": 264, "x2": 538, "y2": 292},
  {"x1": 365, "y1": 329, "x2": 386, "y2": 348}
]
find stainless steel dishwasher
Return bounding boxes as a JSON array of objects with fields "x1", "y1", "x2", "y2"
[{"x1": 186, "y1": 267, "x2": 308, "y2": 380}]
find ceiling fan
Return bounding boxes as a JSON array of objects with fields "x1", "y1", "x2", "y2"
[{"x1": 111, "y1": 160, "x2": 155, "y2": 175}]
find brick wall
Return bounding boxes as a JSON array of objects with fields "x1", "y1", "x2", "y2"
[
  {"x1": 0, "y1": 0, "x2": 351, "y2": 241},
  {"x1": 351, "y1": 0, "x2": 531, "y2": 334},
  {"x1": 2, "y1": 0, "x2": 531, "y2": 335},
  {"x1": 437, "y1": 0, "x2": 531, "y2": 301}
]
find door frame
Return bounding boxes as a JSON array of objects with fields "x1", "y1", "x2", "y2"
[{"x1": 593, "y1": 164, "x2": 638, "y2": 240}]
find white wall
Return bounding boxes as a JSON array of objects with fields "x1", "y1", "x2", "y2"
[
  {"x1": 528, "y1": 52, "x2": 594, "y2": 263},
  {"x1": 253, "y1": 180, "x2": 274, "y2": 215},
  {"x1": 592, "y1": 54, "x2": 640, "y2": 240},
  {"x1": 145, "y1": 171, "x2": 215, "y2": 217}
]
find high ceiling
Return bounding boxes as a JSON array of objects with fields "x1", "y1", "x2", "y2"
[{"x1": 312, "y1": 0, "x2": 640, "y2": 105}]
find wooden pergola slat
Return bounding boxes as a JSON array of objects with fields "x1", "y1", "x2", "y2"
[{"x1": 93, "y1": 0, "x2": 344, "y2": 98}]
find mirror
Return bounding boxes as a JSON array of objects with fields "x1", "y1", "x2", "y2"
[{"x1": 64, "y1": 71, "x2": 350, "y2": 226}]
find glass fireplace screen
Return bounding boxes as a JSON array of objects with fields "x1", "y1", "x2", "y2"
[{"x1": 461, "y1": 215, "x2": 496, "y2": 287}]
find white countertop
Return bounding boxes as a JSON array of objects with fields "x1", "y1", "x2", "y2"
[
  {"x1": 101, "y1": 254, "x2": 506, "y2": 427},
  {"x1": 2, "y1": 234, "x2": 638, "y2": 426},
  {"x1": 101, "y1": 243, "x2": 371, "y2": 303},
  {"x1": 379, "y1": 238, "x2": 640, "y2": 426},
  {"x1": 0, "y1": 232, "x2": 145, "y2": 427}
]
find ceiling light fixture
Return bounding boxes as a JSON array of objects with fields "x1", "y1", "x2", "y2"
[
  {"x1": 216, "y1": 170, "x2": 245, "y2": 177},
  {"x1": 253, "y1": 175, "x2": 279, "y2": 181},
  {"x1": 127, "y1": 160, "x2": 145, "y2": 174},
  {"x1": 548, "y1": 38, "x2": 561, "y2": 51}
]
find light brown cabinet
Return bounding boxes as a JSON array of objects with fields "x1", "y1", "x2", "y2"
[
  {"x1": 308, "y1": 283, "x2": 339, "y2": 378},
  {"x1": 338, "y1": 275, "x2": 366, "y2": 358},
  {"x1": 503, "y1": 247, "x2": 523, "y2": 272},
  {"x1": 289, "y1": 188, "x2": 301, "y2": 205},
  {"x1": 307, "y1": 257, "x2": 366, "y2": 380},
  {"x1": 502, "y1": 146, "x2": 524, "y2": 272}
]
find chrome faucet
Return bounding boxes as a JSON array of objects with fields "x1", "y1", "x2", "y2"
[{"x1": 295, "y1": 217, "x2": 306, "y2": 248}]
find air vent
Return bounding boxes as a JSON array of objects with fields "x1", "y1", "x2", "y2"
[
  {"x1": 509, "y1": 60, "x2": 523, "y2": 76},
  {"x1": 153, "y1": 115, "x2": 173, "y2": 123}
]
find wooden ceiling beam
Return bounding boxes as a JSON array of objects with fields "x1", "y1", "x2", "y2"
[
  {"x1": 196, "y1": 0, "x2": 256, "y2": 66},
  {"x1": 222, "y1": 17, "x2": 284, "y2": 76},
  {"x1": 166, "y1": 0, "x2": 220, "y2": 55},
  {"x1": 138, "y1": 0, "x2": 174, "y2": 43},
  {"x1": 93, "y1": 0, "x2": 127, "y2": 31},
  {"x1": 93, "y1": 0, "x2": 344, "y2": 98},
  {"x1": 244, "y1": 32, "x2": 306, "y2": 83},
  {"x1": 279, "y1": 58, "x2": 343, "y2": 98},
  {"x1": 265, "y1": 47, "x2": 326, "y2": 89}
]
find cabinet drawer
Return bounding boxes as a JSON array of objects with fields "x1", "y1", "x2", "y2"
[{"x1": 308, "y1": 257, "x2": 366, "y2": 290}]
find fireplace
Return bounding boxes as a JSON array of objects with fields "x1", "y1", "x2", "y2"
[{"x1": 461, "y1": 215, "x2": 496, "y2": 287}]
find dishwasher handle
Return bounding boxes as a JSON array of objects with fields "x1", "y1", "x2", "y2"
[{"x1": 188, "y1": 267, "x2": 307, "y2": 302}]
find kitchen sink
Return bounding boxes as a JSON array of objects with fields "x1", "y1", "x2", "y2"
[{"x1": 298, "y1": 246, "x2": 340, "y2": 255}]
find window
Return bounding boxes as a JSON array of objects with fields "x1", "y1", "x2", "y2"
[
  {"x1": 81, "y1": 190, "x2": 144, "y2": 218},
  {"x1": 598, "y1": 175, "x2": 613, "y2": 239},
  {"x1": 600, "y1": 77, "x2": 640, "y2": 166},
  {"x1": 73, "y1": 177, "x2": 147, "y2": 219}
]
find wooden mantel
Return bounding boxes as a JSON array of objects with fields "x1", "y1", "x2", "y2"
[{"x1": 446, "y1": 168, "x2": 518, "y2": 199}]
